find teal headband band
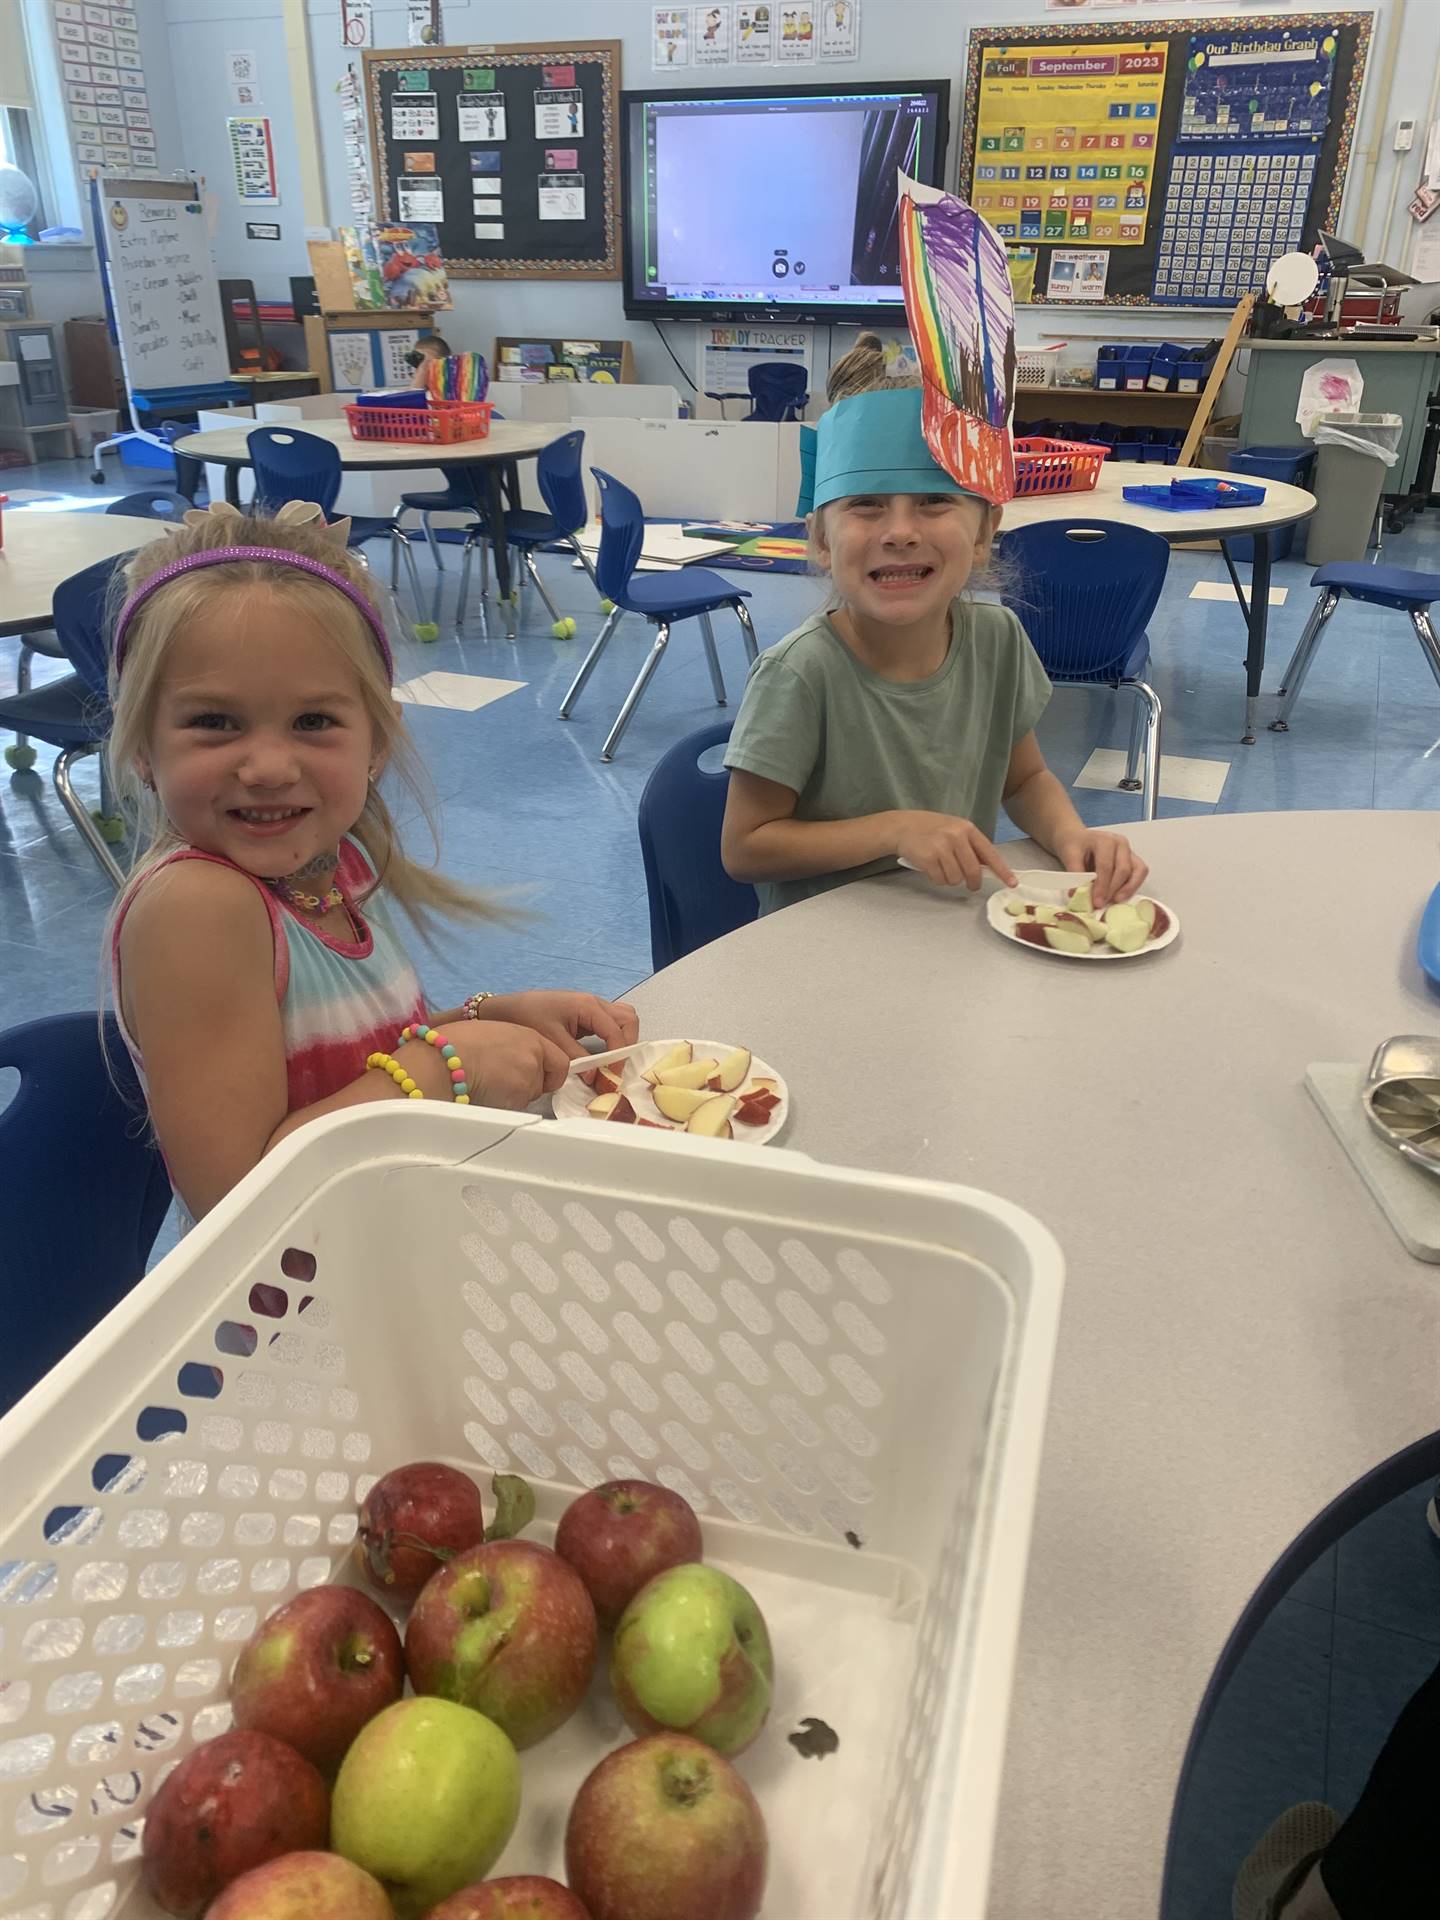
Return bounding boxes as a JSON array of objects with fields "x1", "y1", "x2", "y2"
[{"x1": 807, "y1": 388, "x2": 979, "y2": 513}]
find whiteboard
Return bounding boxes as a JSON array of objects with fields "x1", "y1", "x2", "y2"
[{"x1": 100, "y1": 189, "x2": 231, "y2": 393}]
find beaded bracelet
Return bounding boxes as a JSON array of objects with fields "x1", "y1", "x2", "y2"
[
  {"x1": 398, "y1": 1023, "x2": 472, "y2": 1105},
  {"x1": 463, "y1": 991, "x2": 495, "y2": 1021},
  {"x1": 368, "y1": 1051, "x2": 423, "y2": 1099}
]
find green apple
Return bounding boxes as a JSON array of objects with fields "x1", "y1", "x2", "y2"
[
  {"x1": 331, "y1": 1696, "x2": 520, "y2": 1920},
  {"x1": 610, "y1": 1564, "x2": 773, "y2": 1757}
]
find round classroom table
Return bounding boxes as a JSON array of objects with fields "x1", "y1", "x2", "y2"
[
  {"x1": 0, "y1": 511, "x2": 168, "y2": 635},
  {"x1": 172, "y1": 416, "x2": 565, "y2": 598},
  {"x1": 626, "y1": 810, "x2": 1440, "y2": 1920},
  {"x1": 999, "y1": 458, "x2": 1318, "y2": 745}
]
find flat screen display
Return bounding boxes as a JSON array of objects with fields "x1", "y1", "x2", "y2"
[{"x1": 622, "y1": 80, "x2": 950, "y2": 323}]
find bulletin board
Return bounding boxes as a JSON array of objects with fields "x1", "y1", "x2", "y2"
[
  {"x1": 363, "y1": 38, "x2": 622, "y2": 280},
  {"x1": 959, "y1": 13, "x2": 1374, "y2": 308}
]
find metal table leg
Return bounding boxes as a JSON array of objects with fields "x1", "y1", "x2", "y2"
[{"x1": 1238, "y1": 528, "x2": 1273, "y2": 745}]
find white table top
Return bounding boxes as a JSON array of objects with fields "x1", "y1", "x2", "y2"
[
  {"x1": 627, "y1": 811, "x2": 1440, "y2": 1919},
  {"x1": 0, "y1": 512, "x2": 167, "y2": 635},
  {"x1": 173, "y1": 416, "x2": 564, "y2": 470},
  {"x1": 1002, "y1": 458, "x2": 1316, "y2": 540}
]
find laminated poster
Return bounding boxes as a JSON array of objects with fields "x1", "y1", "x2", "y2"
[
  {"x1": 898, "y1": 173, "x2": 1017, "y2": 506},
  {"x1": 819, "y1": 0, "x2": 859, "y2": 61},
  {"x1": 694, "y1": 5, "x2": 732, "y2": 65},
  {"x1": 653, "y1": 8, "x2": 690, "y2": 67},
  {"x1": 735, "y1": 4, "x2": 772, "y2": 62},
  {"x1": 777, "y1": 4, "x2": 816, "y2": 62}
]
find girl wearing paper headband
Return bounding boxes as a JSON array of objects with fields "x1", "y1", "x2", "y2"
[
  {"x1": 724, "y1": 187, "x2": 1146, "y2": 915},
  {"x1": 106, "y1": 502, "x2": 638, "y2": 1220}
]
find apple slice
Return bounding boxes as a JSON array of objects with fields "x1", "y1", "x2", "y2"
[
  {"x1": 653, "y1": 1084, "x2": 716, "y2": 1123},
  {"x1": 1067, "y1": 879, "x2": 1095, "y2": 914},
  {"x1": 1014, "y1": 921, "x2": 1091, "y2": 954},
  {"x1": 707, "y1": 1047, "x2": 751, "y2": 1093},
  {"x1": 642, "y1": 1042, "x2": 692, "y2": 1086},
  {"x1": 586, "y1": 1061, "x2": 626, "y2": 1098},
  {"x1": 587, "y1": 1091, "x2": 637, "y2": 1121},
  {"x1": 1003, "y1": 895, "x2": 1033, "y2": 918},
  {"x1": 1104, "y1": 918, "x2": 1148, "y2": 954},
  {"x1": 735, "y1": 1099, "x2": 772, "y2": 1127},
  {"x1": 685, "y1": 1094, "x2": 735, "y2": 1139},
  {"x1": 653, "y1": 1058, "x2": 719, "y2": 1090},
  {"x1": 578, "y1": 1065, "x2": 602, "y2": 1091},
  {"x1": 637, "y1": 1117, "x2": 673, "y2": 1129},
  {"x1": 1133, "y1": 898, "x2": 1170, "y2": 939}
]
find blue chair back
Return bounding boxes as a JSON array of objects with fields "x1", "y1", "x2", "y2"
[
  {"x1": 54, "y1": 554, "x2": 128, "y2": 705},
  {"x1": 105, "y1": 489, "x2": 190, "y2": 523},
  {"x1": 247, "y1": 426, "x2": 342, "y2": 516},
  {"x1": 747, "y1": 361, "x2": 809, "y2": 423},
  {"x1": 638, "y1": 721, "x2": 759, "y2": 971},
  {"x1": 0, "y1": 1014, "x2": 171, "y2": 1415},
  {"x1": 536, "y1": 430, "x2": 588, "y2": 536},
  {"x1": 592, "y1": 467, "x2": 646, "y2": 604},
  {"x1": 1000, "y1": 519, "x2": 1169, "y2": 682}
]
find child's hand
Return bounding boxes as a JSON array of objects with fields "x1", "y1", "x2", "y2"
[
  {"x1": 477, "y1": 990, "x2": 641, "y2": 1060},
  {"x1": 421, "y1": 1020, "x2": 572, "y2": 1107},
  {"x1": 1053, "y1": 830, "x2": 1149, "y2": 911},
  {"x1": 894, "y1": 812, "x2": 1020, "y2": 892}
]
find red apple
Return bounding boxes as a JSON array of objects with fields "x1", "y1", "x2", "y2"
[
  {"x1": 565, "y1": 1734, "x2": 766, "y2": 1920},
  {"x1": 423, "y1": 1877, "x2": 592, "y2": 1918},
  {"x1": 204, "y1": 1850, "x2": 393, "y2": 1918},
  {"x1": 229, "y1": 1583, "x2": 404, "y2": 1773},
  {"x1": 359, "y1": 1461, "x2": 487, "y2": 1600},
  {"x1": 554, "y1": 1480, "x2": 703, "y2": 1631},
  {"x1": 140, "y1": 1728, "x2": 329, "y2": 1917},
  {"x1": 405, "y1": 1538, "x2": 597, "y2": 1749}
]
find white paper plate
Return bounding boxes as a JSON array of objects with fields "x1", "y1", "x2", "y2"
[
  {"x1": 986, "y1": 870, "x2": 1180, "y2": 961},
  {"x1": 552, "y1": 1038, "x2": 789, "y2": 1145}
]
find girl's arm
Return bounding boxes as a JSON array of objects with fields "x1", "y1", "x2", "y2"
[
  {"x1": 1002, "y1": 731, "x2": 1148, "y2": 907},
  {"x1": 722, "y1": 769, "x2": 1019, "y2": 891},
  {"x1": 121, "y1": 863, "x2": 569, "y2": 1220}
]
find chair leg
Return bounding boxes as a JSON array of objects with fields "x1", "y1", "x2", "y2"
[
  {"x1": 602, "y1": 623, "x2": 670, "y2": 762},
  {"x1": 389, "y1": 527, "x2": 401, "y2": 593},
  {"x1": 455, "y1": 536, "x2": 477, "y2": 634},
  {"x1": 1411, "y1": 607, "x2": 1440, "y2": 695},
  {"x1": 1270, "y1": 589, "x2": 1341, "y2": 731},
  {"x1": 559, "y1": 606, "x2": 624, "y2": 718},
  {"x1": 480, "y1": 537, "x2": 490, "y2": 599},
  {"x1": 1119, "y1": 693, "x2": 1146, "y2": 791},
  {"x1": 699, "y1": 612, "x2": 727, "y2": 706},
  {"x1": 394, "y1": 530, "x2": 425, "y2": 620},
  {"x1": 565, "y1": 534, "x2": 602, "y2": 596},
  {"x1": 734, "y1": 600, "x2": 759, "y2": 665},
  {"x1": 1125, "y1": 680, "x2": 1163, "y2": 823},
  {"x1": 522, "y1": 551, "x2": 565, "y2": 626},
  {"x1": 54, "y1": 744, "x2": 126, "y2": 888},
  {"x1": 420, "y1": 509, "x2": 445, "y2": 573}
]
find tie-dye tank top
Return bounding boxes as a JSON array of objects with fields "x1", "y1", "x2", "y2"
[{"x1": 113, "y1": 839, "x2": 427, "y2": 1115}]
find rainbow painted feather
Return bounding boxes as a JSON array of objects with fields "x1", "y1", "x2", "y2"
[{"x1": 898, "y1": 174, "x2": 1016, "y2": 505}]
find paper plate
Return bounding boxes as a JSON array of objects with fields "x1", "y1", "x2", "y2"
[
  {"x1": 986, "y1": 870, "x2": 1180, "y2": 961},
  {"x1": 552, "y1": 1038, "x2": 789, "y2": 1145}
]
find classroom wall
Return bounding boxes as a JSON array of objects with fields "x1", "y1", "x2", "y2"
[{"x1": 158, "y1": 0, "x2": 1439, "y2": 394}]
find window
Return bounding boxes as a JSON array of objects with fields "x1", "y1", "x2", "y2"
[{"x1": 0, "y1": 108, "x2": 49, "y2": 234}]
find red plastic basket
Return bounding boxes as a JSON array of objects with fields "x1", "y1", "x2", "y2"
[
  {"x1": 1011, "y1": 436, "x2": 1110, "y2": 497},
  {"x1": 343, "y1": 399, "x2": 493, "y2": 445}
]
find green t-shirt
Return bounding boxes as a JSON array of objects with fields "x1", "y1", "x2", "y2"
[{"x1": 725, "y1": 599, "x2": 1051, "y2": 915}]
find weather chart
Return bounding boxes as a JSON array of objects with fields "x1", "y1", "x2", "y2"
[
  {"x1": 970, "y1": 43, "x2": 1167, "y2": 250},
  {"x1": 1154, "y1": 24, "x2": 1339, "y2": 305}
]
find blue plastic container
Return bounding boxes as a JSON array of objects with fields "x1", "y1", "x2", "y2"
[{"x1": 1225, "y1": 445, "x2": 1315, "y2": 561}]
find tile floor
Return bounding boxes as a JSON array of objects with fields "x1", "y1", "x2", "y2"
[{"x1": 4, "y1": 453, "x2": 1440, "y2": 1916}]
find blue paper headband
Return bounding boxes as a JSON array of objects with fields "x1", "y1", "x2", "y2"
[{"x1": 798, "y1": 389, "x2": 980, "y2": 515}]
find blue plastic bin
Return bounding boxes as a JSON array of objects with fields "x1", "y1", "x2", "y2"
[{"x1": 1225, "y1": 445, "x2": 1315, "y2": 561}]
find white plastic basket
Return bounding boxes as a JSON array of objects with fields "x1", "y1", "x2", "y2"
[
  {"x1": 1014, "y1": 344, "x2": 1063, "y2": 389},
  {"x1": 0, "y1": 1108, "x2": 1063, "y2": 1920}
]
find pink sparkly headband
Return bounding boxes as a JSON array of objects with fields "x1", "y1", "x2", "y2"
[{"x1": 112, "y1": 547, "x2": 394, "y2": 683}]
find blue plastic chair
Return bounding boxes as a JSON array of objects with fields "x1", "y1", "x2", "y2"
[
  {"x1": 639, "y1": 721, "x2": 759, "y2": 970},
  {"x1": 0, "y1": 555, "x2": 131, "y2": 884},
  {"x1": 105, "y1": 488, "x2": 191, "y2": 523},
  {"x1": 558, "y1": 468, "x2": 759, "y2": 762},
  {"x1": 708, "y1": 361, "x2": 809, "y2": 423},
  {"x1": 1271, "y1": 563, "x2": 1440, "y2": 732},
  {"x1": 246, "y1": 426, "x2": 424, "y2": 612},
  {"x1": 0, "y1": 1013, "x2": 171, "y2": 1416},
  {"x1": 451, "y1": 429, "x2": 603, "y2": 637},
  {"x1": 1000, "y1": 519, "x2": 1168, "y2": 821}
]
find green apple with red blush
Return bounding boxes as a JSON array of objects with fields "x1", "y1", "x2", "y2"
[{"x1": 609, "y1": 1564, "x2": 773, "y2": 1756}]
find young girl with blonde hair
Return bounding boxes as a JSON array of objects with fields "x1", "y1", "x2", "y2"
[{"x1": 108, "y1": 500, "x2": 637, "y2": 1220}]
